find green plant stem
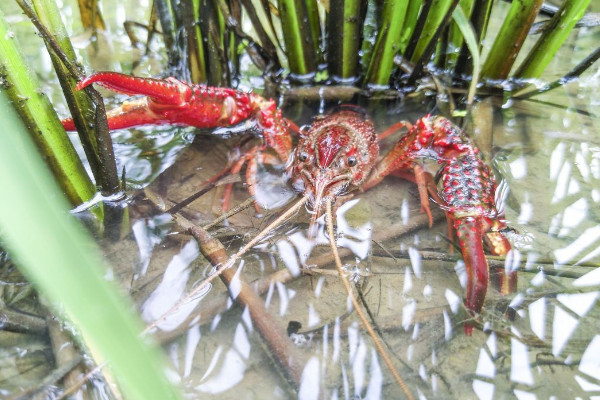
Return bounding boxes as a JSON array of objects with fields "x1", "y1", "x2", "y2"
[
  {"x1": 480, "y1": 0, "x2": 544, "y2": 80},
  {"x1": 0, "y1": 8, "x2": 96, "y2": 207},
  {"x1": 445, "y1": 0, "x2": 474, "y2": 69},
  {"x1": 399, "y1": 0, "x2": 423, "y2": 54},
  {"x1": 16, "y1": 0, "x2": 119, "y2": 196},
  {"x1": 278, "y1": 0, "x2": 317, "y2": 77},
  {"x1": 364, "y1": 0, "x2": 409, "y2": 86},
  {"x1": 452, "y1": 4, "x2": 480, "y2": 108},
  {"x1": 454, "y1": 0, "x2": 492, "y2": 77},
  {"x1": 305, "y1": 0, "x2": 321, "y2": 63},
  {"x1": 410, "y1": 0, "x2": 455, "y2": 63},
  {"x1": 154, "y1": 0, "x2": 180, "y2": 69},
  {"x1": 407, "y1": 0, "x2": 459, "y2": 85},
  {"x1": 200, "y1": 0, "x2": 229, "y2": 86},
  {"x1": 186, "y1": 0, "x2": 207, "y2": 83},
  {"x1": 239, "y1": 0, "x2": 280, "y2": 64},
  {"x1": 327, "y1": 0, "x2": 367, "y2": 81},
  {"x1": 29, "y1": 0, "x2": 120, "y2": 195},
  {"x1": 0, "y1": 88, "x2": 182, "y2": 400},
  {"x1": 514, "y1": 0, "x2": 593, "y2": 79}
]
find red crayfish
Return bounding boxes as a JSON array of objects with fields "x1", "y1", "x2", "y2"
[{"x1": 63, "y1": 72, "x2": 516, "y2": 335}]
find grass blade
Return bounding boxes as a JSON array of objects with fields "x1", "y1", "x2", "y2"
[
  {"x1": 514, "y1": 0, "x2": 593, "y2": 79},
  {"x1": 452, "y1": 3, "x2": 480, "y2": 108},
  {"x1": 480, "y1": 0, "x2": 544, "y2": 80},
  {"x1": 399, "y1": 0, "x2": 423, "y2": 54},
  {"x1": 199, "y1": 0, "x2": 230, "y2": 86},
  {"x1": 0, "y1": 8, "x2": 96, "y2": 207},
  {"x1": 0, "y1": 88, "x2": 182, "y2": 400},
  {"x1": 364, "y1": 0, "x2": 409, "y2": 86},
  {"x1": 28, "y1": 0, "x2": 119, "y2": 195},
  {"x1": 154, "y1": 0, "x2": 182, "y2": 70},
  {"x1": 444, "y1": 0, "x2": 474, "y2": 70},
  {"x1": 409, "y1": 0, "x2": 455, "y2": 63},
  {"x1": 278, "y1": 0, "x2": 317, "y2": 77},
  {"x1": 327, "y1": 0, "x2": 367, "y2": 81},
  {"x1": 186, "y1": 0, "x2": 208, "y2": 82},
  {"x1": 453, "y1": 0, "x2": 492, "y2": 77}
]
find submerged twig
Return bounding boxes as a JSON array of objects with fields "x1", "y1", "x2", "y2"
[
  {"x1": 6, "y1": 355, "x2": 83, "y2": 400},
  {"x1": 46, "y1": 315, "x2": 89, "y2": 400},
  {"x1": 189, "y1": 225, "x2": 305, "y2": 389},
  {"x1": 325, "y1": 199, "x2": 415, "y2": 400},
  {"x1": 166, "y1": 175, "x2": 239, "y2": 214},
  {"x1": 201, "y1": 196, "x2": 255, "y2": 230},
  {"x1": 143, "y1": 195, "x2": 309, "y2": 334},
  {"x1": 0, "y1": 308, "x2": 47, "y2": 335}
]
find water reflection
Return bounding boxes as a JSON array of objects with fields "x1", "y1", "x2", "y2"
[
  {"x1": 132, "y1": 213, "x2": 173, "y2": 275},
  {"x1": 196, "y1": 323, "x2": 250, "y2": 394},
  {"x1": 104, "y1": 86, "x2": 600, "y2": 399},
  {"x1": 141, "y1": 240, "x2": 208, "y2": 331}
]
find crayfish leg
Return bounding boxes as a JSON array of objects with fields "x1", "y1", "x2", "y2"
[
  {"x1": 387, "y1": 167, "x2": 441, "y2": 228},
  {"x1": 485, "y1": 229, "x2": 517, "y2": 296}
]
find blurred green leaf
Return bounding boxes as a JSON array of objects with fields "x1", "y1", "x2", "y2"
[{"x1": 0, "y1": 89, "x2": 182, "y2": 400}]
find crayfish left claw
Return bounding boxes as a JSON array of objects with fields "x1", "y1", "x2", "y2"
[{"x1": 76, "y1": 72, "x2": 192, "y2": 106}]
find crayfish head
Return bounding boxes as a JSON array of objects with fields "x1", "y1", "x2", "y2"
[{"x1": 287, "y1": 110, "x2": 379, "y2": 235}]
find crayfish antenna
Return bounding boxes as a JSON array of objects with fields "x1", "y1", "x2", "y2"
[{"x1": 325, "y1": 199, "x2": 415, "y2": 400}]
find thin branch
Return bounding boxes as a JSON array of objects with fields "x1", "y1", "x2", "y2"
[
  {"x1": 325, "y1": 199, "x2": 415, "y2": 400},
  {"x1": 143, "y1": 195, "x2": 309, "y2": 334},
  {"x1": 189, "y1": 225, "x2": 305, "y2": 389}
]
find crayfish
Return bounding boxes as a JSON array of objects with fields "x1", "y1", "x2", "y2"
[{"x1": 63, "y1": 72, "x2": 516, "y2": 337}]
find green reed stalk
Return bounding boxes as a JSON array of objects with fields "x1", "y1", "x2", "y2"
[
  {"x1": 278, "y1": 0, "x2": 317, "y2": 77},
  {"x1": 30, "y1": 0, "x2": 119, "y2": 196},
  {"x1": 186, "y1": 0, "x2": 208, "y2": 82},
  {"x1": 199, "y1": 0, "x2": 229, "y2": 86},
  {"x1": 445, "y1": 0, "x2": 474, "y2": 70},
  {"x1": 240, "y1": 0, "x2": 281, "y2": 64},
  {"x1": 327, "y1": 0, "x2": 366, "y2": 81},
  {"x1": 410, "y1": 0, "x2": 454, "y2": 63},
  {"x1": 364, "y1": 0, "x2": 409, "y2": 86},
  {"x1": 154, "y1": 0, "x2": 181, "y2": 69},
  {"x1": 305, "y1": 0, "x2": 322, "y2": 63},
  {"x1": 514, "y1": 0, "x2": 592, "y2": 79},
  {"x1": 0, "y1": 9, "x2": 95, "y2": 207},
  {"x1": 454, "y1": 0, "x2": 492, "y2": 78},
  {"x1": 407, "y1": 0, "x2": 459, "y2": 84},
  {"x1": 452, "y1": 4, "x2": 480, "y2": 108},
  {"x1": 469, "y1": 0, "x2": 493, "y2": 47},
  {"x1": 399, "y1": 0, "x2": 423, "y2": 54},
  {"x1": 0, "y1": 88, "x2": 182, "y2": 400},
  {"x1": 480, "y1": 0, "x2": 544, "y2": 80}
]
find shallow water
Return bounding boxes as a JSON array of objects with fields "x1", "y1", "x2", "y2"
[
  {"x1": 106, "y1": 91, "x2": 599, "y2": 400},
  {"x1": 1, "y1": 0, "x2": 600, "y2": 399}
]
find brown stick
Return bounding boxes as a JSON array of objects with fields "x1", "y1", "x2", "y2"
[
  {"x1": 153, "y1": 210, "x2": 437, "y2": 344},
  {"x1": 143, "y1": 196, "x2": 308, "y2": 334},
  {"x1": 47, "y1": 315, "x2": 89, "y2": 400},
  {"x1": 189, "y1": 225, "x2": 305, "y2": 389},
  {"x1": 325, "y1": 199, "x2": 415, "y2": 400}
]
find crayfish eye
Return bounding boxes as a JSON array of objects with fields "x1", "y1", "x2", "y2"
[
  {"x1": 298, "y1": 151, "x2": 309, "y2": 162},
  {"x1": 347, "y1": 156, "x2": 357, "y2": 167}
]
